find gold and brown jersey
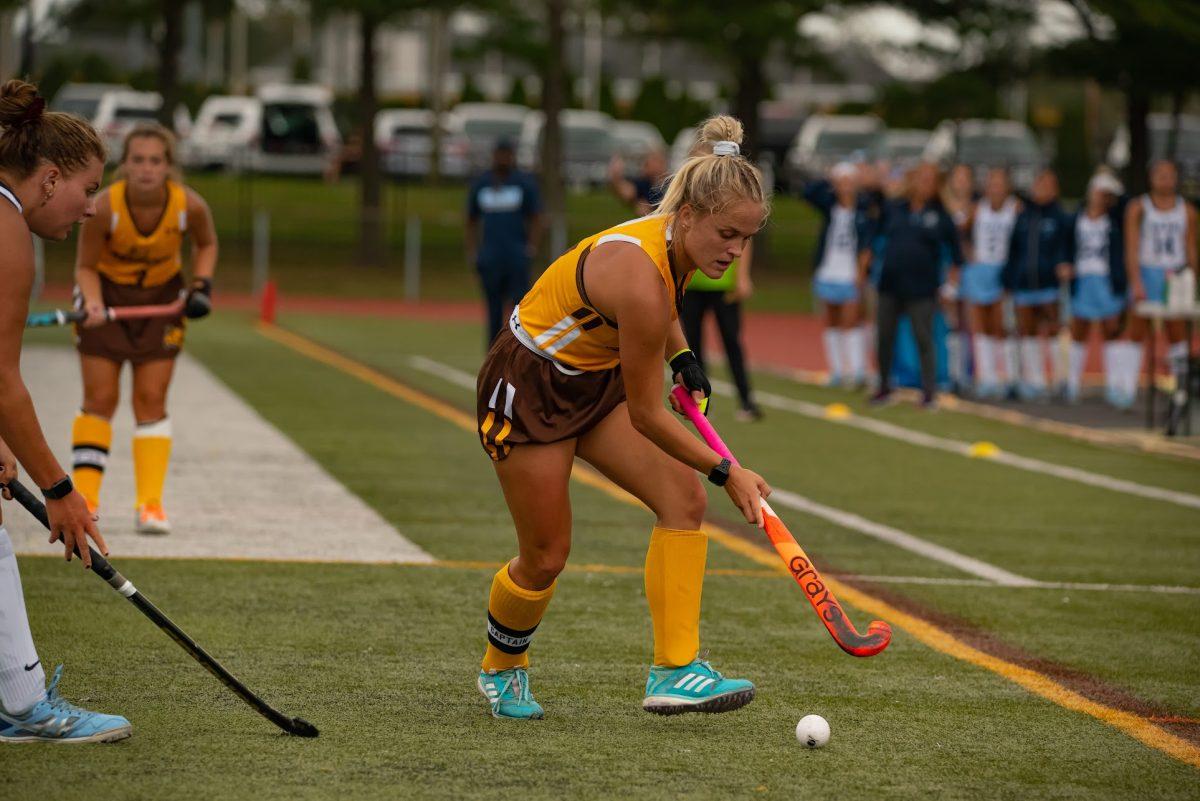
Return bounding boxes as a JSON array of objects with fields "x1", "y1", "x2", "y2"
[
  {"x1": 97, "y1": 179, "x2": 188, "y2": 287},
  {"x1": 514, "y1": 214, "x2": 687, "y2": 372}
]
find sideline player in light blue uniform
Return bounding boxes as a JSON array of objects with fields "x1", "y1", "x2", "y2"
[
  {"x1": 962, "y1": 167, "x2": 1020, "y2": 398},
  {"x1": 802, "y1": 163, "x2": 873, "y2": 387},
  {"x1": 1122, "y1": 160, "x2": 1198, "y2": 401},
  {"x1": 1063, "y1": 171, "x2": 1128, "y2": 405}
]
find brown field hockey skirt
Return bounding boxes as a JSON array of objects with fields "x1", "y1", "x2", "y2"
[
  {"x1": 476, "y1": 327, "x2": 626, "y2": 461},
  {"x1": 75, "y1": 273, "x2": 185, "y2": 365}
]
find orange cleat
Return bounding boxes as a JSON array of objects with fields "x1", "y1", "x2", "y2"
[{"x1": 136, "y1": 501, "x2": 171, "y2": 535}]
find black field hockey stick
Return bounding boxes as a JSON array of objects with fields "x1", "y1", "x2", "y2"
[{"x1": 4, "y1": 479, "x2": 319, "y2": 737}]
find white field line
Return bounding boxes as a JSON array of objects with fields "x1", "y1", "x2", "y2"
[
  {"x1": 711, "y1": 379, "x2": 1200, "y2": 512},
  {"x1": 767, "y1": 488, "x2": 1038, "y2": 586},
  {"x1": 410, "y1": 355, "x2": 1198, "y2": 596},
  {"x1": 407, "y1": 355, "x2": 1034, "y2": 585},
  {"x1": 832, "y1": 574, "x2": 1200, "y2": 595}
]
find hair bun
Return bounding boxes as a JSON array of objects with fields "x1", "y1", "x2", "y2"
[
  {"x1": 0, "y1": 80, "x2": 43, "y2": 128},
  {"x1": 697, "y1": 115, "x2": 744, "y2": 148}
]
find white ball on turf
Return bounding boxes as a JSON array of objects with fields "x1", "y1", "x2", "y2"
[{"x1": 795, "y1": 714, "x2": 830, "y2": 748}]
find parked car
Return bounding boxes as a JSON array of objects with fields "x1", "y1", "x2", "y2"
[
  {"x1": 758, "y1": 102, "x2": 807, "y2": 190},
  {"x1": 1107, "y1": 113, "x2": 1200, "y2": 199},
  {"x1": 924, "y1": 118, "x2": 1042, "y2": 192},
  {"x1": 92, "y1": 90, "x2": 162, "y2": 163},
  {"x1": 879, "y1": 128, "x2": 932, "y2": 169},
  {"x1": 517, "y1": 109, "x2": 615, "y2": 187},
  {"x1": 785, "y1": 114, "x2": 883, "y2": 187},
  {"x1": 184, "y1": 95, "x2": 258, "y2": 170},
  {"x1": 373, "y1": 108, "x2": 468, "y2": 179},
  {"x1": 446, "y1": 102, "x2": 530, "y2": 174},
  {"x1": 252, "y1": 83, "x2": 341, "y2": 175},
  {"x1": 668, "y1": 126, "x2": 697, "y2": 172},
  {"x1": 612, "y1": 120, "x2": 667, "y2": 165},
  {"x1": 50, "y1": 82, "x2": 130, "y2": 122}
]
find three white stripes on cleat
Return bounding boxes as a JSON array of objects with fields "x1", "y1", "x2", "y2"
[{"x1": 672, "y1": 673, "x2": 715, "y2": 692}]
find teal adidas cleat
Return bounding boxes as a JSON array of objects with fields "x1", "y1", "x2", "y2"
[
  {"x1": 478, "y1": 668, "x2": 544, "y2": 719},
  {"x1": 643, "y1": 657, "x2": 755, "y2": 715},
  {"x1": 0, "y1": 666, "x2": 131, "y2": 744}
]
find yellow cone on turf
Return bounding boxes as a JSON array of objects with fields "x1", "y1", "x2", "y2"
[
  {"x1": 968, "y1": 441, "x2": 1000, "y2": 458},
  {"x1": 824, "y1": 403, "x2": 852, "y2": 420}
]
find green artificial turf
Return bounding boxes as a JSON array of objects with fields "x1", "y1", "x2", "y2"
[{"x1": 5, "y1": 312, "x2": 1197, "y2": 799}]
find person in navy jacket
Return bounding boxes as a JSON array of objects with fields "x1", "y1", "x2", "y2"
[
  {"x1": 466, "y1": 139, "x2": 543, "y2": 345},
  {"x1": 1002, "y1": 168, "x2": 1071, "y2": 400},
  {"x1": 871, "y1": 162, "x2": 963, "y2": 408}
]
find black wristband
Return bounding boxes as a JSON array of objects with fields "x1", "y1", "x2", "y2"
[
  {"x1": 41, "y1": 476, "x2": 73, "y2": 500},
  {"x1": 707, "y1": 458, "x2": 732, "y2": 487},
  {"x1": 191, "y1": 277, "x2": 213, "y2": 297}
]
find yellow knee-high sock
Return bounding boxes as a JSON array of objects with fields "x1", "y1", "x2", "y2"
[
  {"x1": 71, "y1": 412, "x2": 112, "y2": 509},
  {"x1": 645, "y1": 526, "x2": 708, "y2": 668},
  {"x1": 481, "y1": 562, "x2": 556, "y2": 672},
  {"x1": 133, "y1": 418, "x2": 172, "y2": 508}
]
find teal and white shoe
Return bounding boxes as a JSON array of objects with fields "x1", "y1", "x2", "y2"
[
  {"x1": 642, "y1": 657, "x2": 755, "y2": 715},
  {"x1": 477, "y1": 668, "x2": 544, "y2": 720},
  {"x1": 0, "y1": 666, "x2": 131, "y2": 744}
]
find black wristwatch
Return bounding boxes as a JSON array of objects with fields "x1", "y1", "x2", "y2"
[
  {"x1": 707, "y1": 458, "x2": 732, "y2": 487},
  {"x1": 41, "y1": 476, "x2": 73, "y2": 500}
]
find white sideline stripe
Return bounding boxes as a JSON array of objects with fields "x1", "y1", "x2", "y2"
[
  {"x1": 673, "y1": 673, "x2": 696, "y2": 689},
  {"x1": 694, "y1": 678, "x2": 715, "y2": 692},
  {"x1": 407, "y1": 355, "x2": 1032, "y2": 585},
  {"x1": 409, "y1": 356, "x2": 480, "y2": 390},
  {"x1": 10, "y1": 348, "x2": 434, "y2": 565},
  {"x1": 710, "y1": 379, "x2": 1200, "y2": 512},
  {"x1": 683, "y1": 675, "x2": 707, "y2": 691},
  {"x1": 769, "y1": 487, "x2": 1038, "y2": 586},
  {"x1": 831, "y1": 574, "x2": 1200, "y2": 595}
]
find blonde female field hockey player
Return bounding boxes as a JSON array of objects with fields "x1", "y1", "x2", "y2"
[
  {"x1": 473, "y1": 115, "x2": 772, "y2": 719},
  {"x1": 72, "y1": 123, "x2": 218, "y2": 534},
  {"x1": 0, "y1": 79, "x2": 131, "y2": 743}
]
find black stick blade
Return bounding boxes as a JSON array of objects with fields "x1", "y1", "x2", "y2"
[{"x1": 288, "y1": 717, "x2": 320, "y2": 738}]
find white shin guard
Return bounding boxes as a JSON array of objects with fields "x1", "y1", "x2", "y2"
[{"x1": 0, "y1": 526, "x2": 45, "y2": 715}]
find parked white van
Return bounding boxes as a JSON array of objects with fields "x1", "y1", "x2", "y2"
[
  {"x1": 373, "y1": 108, "x2": 468, "y2": 178},
  {"x1": 517, "y1": 109, "x2": 615, "y2": 187},
  {"x1": 447, "y1": 103, "x2": 530, "y2": 174},
  {"x1": 251, "y1": 84, "x2": 341, "y2": 175},
  {"x1": 184, "y1": 95, "x2": 259, "y2": 171}
]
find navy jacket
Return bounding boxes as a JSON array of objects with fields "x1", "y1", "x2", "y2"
[
  {"x1": 467, "y1": 170, "x2": 541, "y2": 273},
  {"x1": 1064, "y1": 196, "x2": 1129, "y2": 296},
  {"x1": 801, "y1": 180, "x2": 875, "y2": 273},
  {"x1": 876, "y1": 197, "x2": 963, "y2": 299},
  {"x1": 1002, "y1": 199, "x2": 1070, "y2": 293}
]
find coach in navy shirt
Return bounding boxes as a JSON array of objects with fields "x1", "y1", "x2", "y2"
[
  {"x1": 872, "y1": 163, "x2": 963, "y2": 407},
  {"x1": 467, "y1": 139, "x2": 543, "y2": 344}
]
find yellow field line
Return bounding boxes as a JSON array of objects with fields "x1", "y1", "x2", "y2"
[{"x1": 257, "y1": 321, "x2": 1200, "y2": 770}]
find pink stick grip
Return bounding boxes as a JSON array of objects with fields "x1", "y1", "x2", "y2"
[{"x1": 671, "y1": 385, "x2": 737, "y2": 464}]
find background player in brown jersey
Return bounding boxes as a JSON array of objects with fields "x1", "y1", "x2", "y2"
[{"x1": 73, "y1": 124, "x2": 218, "y2": 535}]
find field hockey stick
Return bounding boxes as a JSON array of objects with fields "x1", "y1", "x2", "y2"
[
  {"x1": 671, "y1": 386, "x2": 892, "y2": 658},
  {"x1": 25, "y1": 295, "x2": 187, "y2": 328},
  {"x1": 3, "y1": 479, "x2": 319, "y2": 737}
]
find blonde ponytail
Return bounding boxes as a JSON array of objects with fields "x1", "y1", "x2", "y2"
[{"x1": 657, "y1": 114, "x2": 770, "y2": 220}]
